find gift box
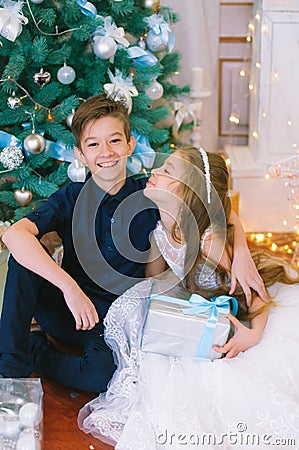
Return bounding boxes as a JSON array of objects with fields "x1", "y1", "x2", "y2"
[
  {"x1": 0, "y1": 378, "x2": 43, "y2": 449},
  {"x1": 141, "y1": 286, "x2": 238, "y2": 360}
]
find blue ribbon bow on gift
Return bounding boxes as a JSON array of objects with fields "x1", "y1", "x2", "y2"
[
  {"x1": 151, "y1": 293, "x2": 238, "y2": 359},
  {"x1": 182, "y1": 293, "x2": 238, "y2": 359}
]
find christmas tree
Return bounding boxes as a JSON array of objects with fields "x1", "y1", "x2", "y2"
[{"x1": 0, "y1": 0, "x2": 188, "y2": 223}]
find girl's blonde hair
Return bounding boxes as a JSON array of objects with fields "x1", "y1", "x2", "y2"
[{"x1": 170, "y1": 145, "x2": 298, "y2": 319}]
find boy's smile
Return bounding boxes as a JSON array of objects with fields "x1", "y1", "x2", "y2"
[{"x1": 75, "y1": 116, "x2": 136, "y2": 194}]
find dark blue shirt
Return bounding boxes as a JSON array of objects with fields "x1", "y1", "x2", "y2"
[{"x1": 27, "y1": 174, "x2": 159, "y2": 318}]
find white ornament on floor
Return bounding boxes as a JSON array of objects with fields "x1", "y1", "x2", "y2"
[
  {"x1": 16, "y1": 433, "x2": 41, "y2": 450},
  {"x1": 18, "y1": 402, "x2": 40, "y2": 428}
]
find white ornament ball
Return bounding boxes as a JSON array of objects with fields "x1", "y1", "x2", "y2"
[
  {"x1": 19, "y1": 402, "x2": 40, "y2": 428},
  {"x1": 16, "y1": 434, "x2": 41, "y2": 450},
  {"x1": 146, "y1": 30, "x2": 167, "y2": 53},
  {"x1": 93, "y1": 36, "x2": 117, "y2": 59},
  {"x1": 67, "y1": 159, "x2": 86, "y2": 182},
  {"x1": 30, "y1": 0, "x2": 45, "y2": 3},
  {"x1": 1, "y1": 419, "x2": 21, "y2": 439},
  {"x1": 57, "y1": 66, "x2": 76, "y2": 85},
  {"x1": 145, "y1": 80, "x2": 164, "y2": 100},
  {"x1": 23, "y1": 133, "x2": 45, "y2": 154}
]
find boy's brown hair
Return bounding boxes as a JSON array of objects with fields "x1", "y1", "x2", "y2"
[{"x1": 71, "y1": 94, "x2": 131, "y2": 148}]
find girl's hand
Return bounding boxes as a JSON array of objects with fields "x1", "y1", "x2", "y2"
[
  {"x1": 213, "y1": 314, "x2": 262, "y2": 358},
  {"x1": 63, "y1": 283, "x2": 99, "y2": 331},
  {"x1": 230, "y1": 247, "x2": 269, "y2": 306}
]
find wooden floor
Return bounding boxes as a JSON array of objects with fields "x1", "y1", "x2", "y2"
[{"x1": 42, "y1": 376, "x2": 113, "y2": 450}]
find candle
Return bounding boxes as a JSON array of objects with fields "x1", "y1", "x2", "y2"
[{"x1": 191, "y1": 67, "x2": 204, "y2": 95}]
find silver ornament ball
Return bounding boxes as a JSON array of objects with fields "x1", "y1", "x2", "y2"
[
  {"x1": 144, "y1": 0, "x2": 160, "y2": 10},
  {"x1": 0, "y1": 145, "x2": 24, "y2": 169},
  {"x1": 57, "y1": 65, "x2": 76, "y2": 85},
  {"x1": 7, "y1": 94, "x2": 22, "y2": 110},
  {"x1": 146, "y1": 30, "x2": 167, "y2": 53},
  {"x1": 145, "y1": 80, "x2": 164, "y2": 100},
  {"x1": 30, "y1": 0, "x2": 45, "y2": 3},
  {"x1": 23, "y1": 133, "x2": 46, "y2": 154},
  {"x1": 66, "y1": 112, "x2": 75, "y2": 128},
  {"x1": 33, "y1": 68, "x2": 51, "y2": 88},
  {"x1": 93, "y1": 36, "x2": 117, "y2": 59},
  {"x1": 109, "y1": 89, "x2": 132, "y2": 114}
]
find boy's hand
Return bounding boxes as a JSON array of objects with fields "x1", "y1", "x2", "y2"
[
  {"x1": 229, "y1": 247, "x2": 269, "y2": 306},
  {"x1": 213, "y1": 314, "x2": 261, "y2": 358},
  {"x1": 63, "y1": 284, "x2": 99, "y2": 330}
]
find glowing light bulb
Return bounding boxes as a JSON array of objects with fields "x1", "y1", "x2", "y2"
[
  {"x1": 239, "y1": 70, "x2": 246, "y2": 77},
  {"x1": 255, "y1": 233, "x2": 265, "y2": 243},
  {"x1": 255, "y1": 13, "x2": 261, "y2": 21},
  {"x1": 282, "y1": 220, "x2": 288, "y2": 226},
  {"x1": 267, "y1": 232, "x2": 272, "y2": 238},
  {"x1": 170, "y1": 143, "x2": 175, "y2": 148},
  {"x1": 252, "y1": 131, "x2": 258, "y2": 138},
  {"x1": 288, "y1": 120, "x2": 293, "y2": 126},
  {"x1": 248, "y1": 22, "x2": 254, "y2": 32},
  {"x1": 261, "y1": 25, "x2": 268, "y2": 33},
  {"x1": 270, "y1": 243, "x2": 278, "y2": 251},
  {"x1": 229, "y1": 114, "x2": 240, "y2": 124},
  {"x1": 274, "y1": 72, "x2": 279, "y2": 79},
  {"x1": 248, "y1": 84, "x2": 254, "y2": 90},
  {"x1": 174, "y1": 71, "x2": 179, "y2": 75},
  {"x1": 255, "y1": 62, "x2": 261, "y2": 69},
  {"x1": 246, "y1": 36, "x2": 252, "y2": 42},
  {"x1": 262, "y1": 112, "x2": 267, "y2": 118},
  {"x1": 265, "y1": 173, "x2": 270, "y2": 180}
]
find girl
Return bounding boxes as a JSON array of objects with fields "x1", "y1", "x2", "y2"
[{"x1": 78, "y1": 146, "x2": 299, "y2": 449}]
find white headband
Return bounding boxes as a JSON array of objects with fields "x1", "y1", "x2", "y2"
[{"x1": 198, "y1": 147, "x2": 211, "y2": 204}]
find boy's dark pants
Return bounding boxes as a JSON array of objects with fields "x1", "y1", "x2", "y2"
[{"x1": 0, "y1": 255, "x2": 116, "y2": 392}]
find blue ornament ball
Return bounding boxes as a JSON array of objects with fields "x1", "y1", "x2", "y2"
[{"x1": 146, "y1": 30, "x2": 167, "y2": 53}]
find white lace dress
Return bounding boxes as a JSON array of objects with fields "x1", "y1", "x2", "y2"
[{"x1": 78, "y1": 222, "x2": 299, "y2": 449}]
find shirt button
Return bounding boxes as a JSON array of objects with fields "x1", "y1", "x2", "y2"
[
  {"x1": 110, "y1": 218, "x2": 115, "y2": 223},
  {"x1": 107, "y1": 246, "x2": 112, "y2": 251}
]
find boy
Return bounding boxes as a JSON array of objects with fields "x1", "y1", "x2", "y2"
[
  {"x1": 0, "y1": 95, "x2": 158, "y2": 392},
  {"x1": 0, "y1": 94, "x2": 267, "y2": 392}
]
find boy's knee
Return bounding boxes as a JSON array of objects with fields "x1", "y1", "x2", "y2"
[{"x1": 83, "y1": 350, "x2": 116, "y2": 392}]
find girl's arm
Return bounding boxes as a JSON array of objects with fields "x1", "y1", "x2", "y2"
[
  {"x1": 202, "y1": 232, "x2": 269, "y2": 357},
  {"x1": 229, "y1": 211, "x2": 269, "y2": 305},
  {"x1": 213, "y1": 297, "x2": 269, "y2": 358}
]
